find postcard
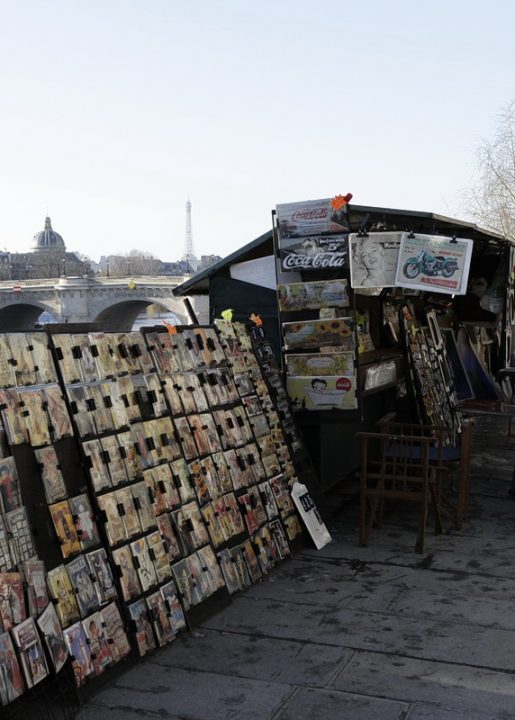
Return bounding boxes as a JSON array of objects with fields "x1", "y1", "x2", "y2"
[
  {"x1": 286, "y1": 375, "x2": 358, "y2": 411},
  {"x1": 63, "y1": 621, "x2": 94, "y2": 686},
  {"x1": 36, "y1": 602, "x2": 68, "y2": 673}
]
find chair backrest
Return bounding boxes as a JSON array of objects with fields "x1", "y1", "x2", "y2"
[{"x1": 358, "y1": 431, "x2": 439, "y2": 500}]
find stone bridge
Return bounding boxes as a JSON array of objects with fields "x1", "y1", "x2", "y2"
[{"x1": 0, "y1": 276, "x2": 207, "y2": 331}]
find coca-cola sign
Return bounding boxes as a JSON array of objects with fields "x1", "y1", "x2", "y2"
[
  {"x1": 276, "y1": 198, "x2": 349, "y2": 237},
  {"x1": 279, "y1": 233, "x2": 349, "y2": 272}
]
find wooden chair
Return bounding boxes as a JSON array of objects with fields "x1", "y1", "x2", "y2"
[
  {"x1": 377, "y1": 419, "x2": 474, "y2": 530},
  {"x1": 358, "y1": 428, "x2": 446, "y2": 553}
]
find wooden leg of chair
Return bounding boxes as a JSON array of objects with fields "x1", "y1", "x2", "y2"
[
  {"x1": 430, "y1": 484, "x2": 443, "y2": 535},
  {"x1": 458, "y1": 425, "x2": 473, "y2": 528},
  {"x1": 416, "y1": 488, "x2": 429, "y2": 553}
]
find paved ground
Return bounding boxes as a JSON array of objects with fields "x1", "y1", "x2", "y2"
[{"x1": 76, "y1": 418, "x2": 515, "y2": 720}]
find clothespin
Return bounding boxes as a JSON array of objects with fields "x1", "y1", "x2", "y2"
[
  {"x1": 250, "y1": 313, "x2": 263, "y2": 327},
  {"x1": 220, "y1": 309, "x2": 234, "y2": 322},
  {"x1": 330, "y1": 193, "x2": 353, "y2": 210},
  {"x1": 163, "y1": 321, "x2": 177, "y2": 335}
]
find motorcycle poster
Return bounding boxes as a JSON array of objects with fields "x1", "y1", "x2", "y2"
[
  {"x1": 394, "y1": 233, "x2": 473, "y2": 295},
  {"x1": 349, "y1": 231, "x2": 402, "y2": 288}
]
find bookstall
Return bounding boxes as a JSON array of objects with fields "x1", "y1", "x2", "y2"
[
  {"x1": 272, "y1": 196, "x2": 514, "y2": 490},
  {"x1": 0, "y1": 321, "x2": 315, "y2": 715}
]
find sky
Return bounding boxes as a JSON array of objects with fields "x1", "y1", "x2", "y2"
[{"x1": 1, "y1": 0, "x2": 514, "y2": 263}]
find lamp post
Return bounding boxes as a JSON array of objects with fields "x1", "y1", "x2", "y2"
[
  {"x1": 106, "y1": 259, "x2": 110, "y2": 278},
  {"x1": 126, "y1": 260, "x2": 131, "y2": 277},
  {"x1": 62, "y1": 257, "x2": 66, "y2": 277}
]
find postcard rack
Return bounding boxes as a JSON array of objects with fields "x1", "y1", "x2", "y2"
[{"x1": 0, "y1": 320, "x2": 306, "y2": 710}]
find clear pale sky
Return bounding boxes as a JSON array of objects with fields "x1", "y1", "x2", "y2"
[{"x1": 1, "y1": 0, "x2": 514, "y2": 262}]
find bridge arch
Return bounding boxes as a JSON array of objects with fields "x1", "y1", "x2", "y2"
[
  {"x1": 0, "y1": 301, "x2": 59, "y2": 331},
  {"x1": 94, "y1": 297, "x2": 189, "y2": 331}
]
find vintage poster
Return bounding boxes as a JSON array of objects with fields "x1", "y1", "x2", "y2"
[
  {"x1": 69, "y1": 494, "x2": 100, "y2": 551},
  {"x1": 287, "y1": 375, "x2": 358, "y2": 410},
  {"x1": 158, "y1": 588, "x2": 184, "y2": 641},
  {"x1": 82, "y1": 611, "x2": 112, "y2": 676},
  {"x1": 111, "y1": 545, "x2": 142, "y2": 602},
  {"x1": 100, "y1": 602, "x2": 131, "y2": 662},
  {"x1": 349, "y1": 232, "x2": 402, "y2": 288},
  {"x1": 286, "y1": 351, "x2": 355, "y2": 377},
  {"x1": 156, "y1": 513, "x2": 182, "y2": 562},
  {"x1": 67, "y1": 555, "x2": 99, "y2": 618},
  {"x1": 5, "y1": 508, "x2": 35, "y2": 564},
  {"x1": 282, "y1": 318, "x2": 354, "y2": 351},
  {"x1": 0, "y1": 457, "x2": 21, "y2": 514},
  {"x1": 34, "y1": 446, "x2": 67, "y2": 504},
  {"x1": 146, "y1": 531, "x2": 172, "y2": 584},
  {"x1": 394, "y1": 233, "x2": 473, "y2": 295},
  {"x1": 278, "y1": 232, "x2": 348, "y2": 272},
  {"x1": 0, "y1": 630, "x2": 24, "y2": 703},
  {"x1": 63, "y1": 622, "x2": 94, "y2": 686},
  {"x1": 12, "y1": 617, "x2": 48, "y2": 689},
  {"x1": 46, "y1": 565, "x2": 80, "y2": 627},
  {"x1": 22, "y1": 559, "x2": 48, "y2": 616},
  {"x1": 145, "y1": 591, "x2": 174, "y2": 647},
  {"x1": 100, "y1": 435, "x2": 129, "y2": 487},
  {"x1": 276, "y1": 197, "x2": 349, "y2": 238},
  {"x1": 130, "y1": 537, "x2": 158, "y2": 593},
  {"x1": 86, "y1": 548, "x2": 117, "y2": 604},
  {"x1": 36, "y1": 602, "x2": 68, "y2": 673},
  {"x1": 277, "y1": 279, "x2": 349, "y2": 311}
]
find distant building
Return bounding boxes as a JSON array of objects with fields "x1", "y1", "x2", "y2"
[
  {"x1": 5, "y1": 217, "x2": 89, "y2": 280},
  {"x1": 197, "y1": 255, "x2": 222, "y2": 272}
]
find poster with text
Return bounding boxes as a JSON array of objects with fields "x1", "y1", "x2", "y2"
[
  {"x1": 277, "y1": 279, "x2": 349, "y2": 311},
  {"x1": 349, "y1": 232, "x2": 402, "y2": 288},
  {"x1": 278, "y1": 233, "x2": 349, "y2": 272},
  {"x1": 286, "y1": 375, "x2": 357, "y2": 410},
  {"x1": 286, "y1": 352, "x2": 355, "y2": 376},
  {"x1": 276, "y1": 198, "x2": 349, "y2": 238},
  {"x1": 395, "y1": 233, "x2": 473, "y2": 295}
]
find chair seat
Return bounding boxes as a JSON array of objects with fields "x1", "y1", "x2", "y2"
[{"x1": 386, "y1": 444, "x2": 461, "y2": 462}]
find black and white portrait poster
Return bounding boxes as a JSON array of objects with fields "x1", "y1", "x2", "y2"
[
  {"x1": 395, "y1": 233, "x2": 473, "y2": 295},
  {"x1": 349, "y1": 232, "x2": 402, "y2": 288}
]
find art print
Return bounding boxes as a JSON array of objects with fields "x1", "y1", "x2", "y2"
[
  {"x1": 8, "y1": 334, "x2": 37, "y2": 386},
  {"x1": 0, "y1": 339, "x2": 15, "y2": 389},
  {"x1": 278, "y1": 278, "x2": 349, "y2": 311},
  {"x1": 128, "y1": 598, "x2": 156, "y2": 657},
  {"x1": 240, "y1": 540, "x2": 262, "y2": 583},
  {"x1": 269, "y1": 519, "x2": 291, "y2": 558},
  {"x1": 157, "y1": 513, "x2": 182, "y2": 562},
  {"x1": 170, "y1": 458, "x2": 196, "y2": 503},
  {"x1": 97, "y1": 492, "x2": 127, "y2": 546},
  {"x1": 131, "y1": 480, "x2": 157, "y2": 532},
  {"x1": 211, "y1": 452, "x2": 233, "y2": 493},
  {"x1": 130, "y1": 537, "x2": 158, "y2": 593},
  {"x1": 11, "y1": 617, "x2": 48, "y2": 688},
  {"x1": 19, "y1": 390, "x2": 51, "y2": 447},
  {"x1": 29, "y1": 332, "x2": 57, "y2": 384},
  {"x1": 100, "y1": 602, "x2": 131, "y2": 662},
  {"x1": 230, "y1": 545, "x2": 252, "y2": 589},
  {"x1": 67, "y1": 555, "x2": 99, "y2": 617},
  {"x1": 258, "y1": 481, "x2": 280, "y2": 520},
  {"x1": 71, "y1": 334, "x2": 98, "y2": 383},
  {"x1": 44, "y1": 386, "x2": 73, "y2": 441},
  {"x1": 111, "y1": 546, "x2": 142, "y2": 602},
  {"x1": 171, "y1": 501, "x2": 210, "y2": 554},
  {"x1": 36, "y1": 602, "x2": 68, "y2": 673},
  {"x1": 197, "y1": 545, "x2": 225, "y2": 596},
  {"x1": 217, "y1": 549, "x2": 240, "y2": 594},
  {"x1": 173, "y1": 416, "x2": 198, "y2": 460},
  {"x1": 89, "y1": 333, "x2": 117, "y2": 379},
  {"x1": 201, "y1": 503, "x2": 225, "y2": 547},
  {"x1": 22, "y1": 559, "x2": 48, "y2": 616},
  {"x1": 82, "y1": 611, "x2": 112, "y2": 676},
  {"x1": 86, "y1": 548, "x2": 117, "y2": 604},
  {"x1": 160, "y1": 580, "x2": 186, "y2": 633},
  {"x1": 0, "y1": 457, "x2": 21, "y2": 514},
  {"x1": 66, "y1": 386, "x2": 96, "y2": 438},
  {"x1": 100, "y1": 435, "x2": 129, "y2": 487},
  {"x1": 0, "y1": 631, "x2": 24, "y2": 704},
  {"x1": 63, "y1": 622, "x2": 94, "y2": 686},
  {"x1": 145, "y1": 591, "x2": 174, "y2": 647},
  {"x1": 4, "y1": 507, "x2": 36, "y2": 564},
  {"x1": 223, "y1": 493, "x2": 245, "y2": 535},
  {"x1": 46, "y1": 565, "x2": 80, "y2": 627},
  {"x1": 146, "y1": 531, "x2": 172, "y2": 584},
  {"x1": 69, "y1": 494, "x2": 100, "y2": 551},
  {"x1": 0, "y1": 573, "x2": 25, "y2": 630},
  {"x1": 0, "y1": 390, "x2": 29, "y2": 445},
  {"x1": 125, "y1": 331, "x2": 155, "y2": 374},
  {"x1": 34, "y1": 446, "x2": 67, "y2": 504},
  {"x1": 82, "y1": 438, "x2": 112, "y2": 493},
  {"x1": 115, "y1": 487, "x2": 142, "y2": 538}
]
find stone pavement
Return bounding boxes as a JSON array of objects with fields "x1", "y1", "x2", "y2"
[{"x1": 76, "y1": 421, "x2": 515, "y2": 720}]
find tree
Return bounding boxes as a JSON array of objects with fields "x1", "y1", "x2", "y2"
[
  {"x1": 107, "y1": 250, "x2": 161, "y2": 276},
  {"x1": 466, "y1": 101, "x2": 515, "y2": 240}
]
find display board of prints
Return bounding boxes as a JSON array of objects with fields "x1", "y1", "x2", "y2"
[{"x1": 0, "y1": 324, "x2": 306, "y2": 704}]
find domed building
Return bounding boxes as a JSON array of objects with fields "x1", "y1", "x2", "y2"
[
  {"x1": 31, "y1": 216, "x2": 66, "y2": 252},
  {"x1": 5, "y1": 216, "x2": 90, "y2": 280}
]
